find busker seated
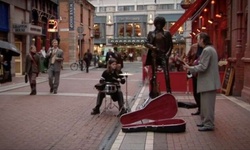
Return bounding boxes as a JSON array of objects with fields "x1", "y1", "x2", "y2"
[{"x1": 91, "y1": 58, "x2": 127, "y2": 116}]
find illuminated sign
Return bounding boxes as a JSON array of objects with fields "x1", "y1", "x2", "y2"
[{"x1": 48, "y1": 19, "x2": 58, "y2": 32}]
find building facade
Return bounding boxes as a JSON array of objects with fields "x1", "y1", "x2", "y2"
[
  {"x1": 0, "y1": 0, "x2": 57, "y2": 82},
  {"x1": 89, "y1": 0, "x2": 186, "y2": 60},
  {"x1": 58, "y1": 0, "x2": 95, "y2": 65},
  {"x1": 0, "y1": 0, "x2": 95, "y2": 81}
]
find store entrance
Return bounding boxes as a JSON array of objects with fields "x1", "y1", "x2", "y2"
[{"x1": 14, "y1": 42, "x2": 22, "y2": 75}]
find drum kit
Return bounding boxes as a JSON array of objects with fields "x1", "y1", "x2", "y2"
[
  {"x1": 100, "y1": 72, "x2": 133, "y2": 113},
  {"x1": 119, "y1": 72, "x2": 133, "y2": 112},
  {"x1": 102, "y1": 82, "x2": 118, "y2": 94}
]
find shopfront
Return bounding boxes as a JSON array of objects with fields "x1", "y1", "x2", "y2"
[{"x1": 0, "y1": 1, "x2": 9, "y2": 83}]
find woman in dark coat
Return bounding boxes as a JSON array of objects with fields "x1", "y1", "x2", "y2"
[{"x1": 25, "y1": 45, "x2": 40, "y2": 95}]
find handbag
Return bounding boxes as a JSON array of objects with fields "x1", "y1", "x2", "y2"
[
  {"x1": 94, "y1": 83, "x2": 106, "y2": 91},
  {"x1": 25, "y1": 74, "x2": 28, "y2": 83}
]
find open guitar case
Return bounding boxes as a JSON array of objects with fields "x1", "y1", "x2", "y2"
[{"x1": 120, "y1": 93, "x2": 186, "y2": 133}]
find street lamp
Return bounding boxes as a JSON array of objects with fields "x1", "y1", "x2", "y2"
[{"x1": 77, "y1": 26, "x2": 84, "y2": 71}]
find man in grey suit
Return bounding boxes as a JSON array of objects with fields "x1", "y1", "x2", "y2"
[
  {"x1": 184, "y1": 32, "x2": 221, "y2": 131},
  {"x1": 46, "y1": 39, "x2": 64, "y2": 94}
]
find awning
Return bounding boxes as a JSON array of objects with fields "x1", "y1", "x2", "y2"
[
  {"x1": 169, "y1": 0, "x2": 210, "y2": 35},
  {"x1": 0, "y1": 40, "x2": 20, "y2": 56}
]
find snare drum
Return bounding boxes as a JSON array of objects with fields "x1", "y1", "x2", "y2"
[{"x1": 102, "y1": 82, "x2": 117, "y2": 94}]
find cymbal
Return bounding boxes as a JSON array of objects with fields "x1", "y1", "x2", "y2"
[{"x1": 119, "y1": 73, "x2": 133, "y2": 76}]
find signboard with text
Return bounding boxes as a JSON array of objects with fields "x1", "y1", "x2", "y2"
[
  {"x1": 13, "y1": 24, "x2": 42, "y2": 35},
  {"x1": 69, "y1": 1, "x2": 75, "y2": 31}
]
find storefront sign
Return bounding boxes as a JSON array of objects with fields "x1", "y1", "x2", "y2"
[
  {"x1": 69, "y1": 1, "x2": 74, "y2": 31},
  {"x1": 13, "y1": 24, "x2": 42, "y2": 35},
  {"x1": 115, "y1": 15, "x2": 147, "y2": 23}
]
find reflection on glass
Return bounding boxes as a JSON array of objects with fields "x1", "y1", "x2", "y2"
[
  {"x1": 118, "y1": 24, "x2": 125, "y2": 37},
  {"x1": 117, "y1": 23, "x2": 144, "y2": 37},
  {"x1": 134, "y1": 23, "x2": 141, "y2": 37},
  {"x1": 94, "y1": 24, "x2": 100, "y2": 38}
]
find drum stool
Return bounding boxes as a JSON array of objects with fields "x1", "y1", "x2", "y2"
[{"x1": 99, "y1": 95, "x2": 119, "y2": 116}]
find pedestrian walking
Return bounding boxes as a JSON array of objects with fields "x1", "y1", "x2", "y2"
[
  {"x1": 113, "y1": 47, "x2": 123, "y2": 70},
  {"x1": 84, "y1": 49, "x2": 92, "y2": 73},
  {"x1": 183, "y1": 32, "x2": 221, "y2": 131},
  {"x1": 46, "y1": 39, "x2": 64, "y2": 94},
  {"x1": 25, "y1": 45, "x2": 40, "y2": 95},
  {"x1": 105, "y1": 49, "x2": 114, "y2": 64}
]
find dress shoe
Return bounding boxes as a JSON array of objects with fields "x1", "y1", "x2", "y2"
[
  {"x1": 191, "y1": 111, "x2": 200, "y2": 115},
  {"x1": 91, "y1": 108, "x2": 100, "y2": 115},
  {"x1": 196, "y1": 124, "x2": 204, "y2": 127},
  {"x1": 198, "y1": 126, "x2": 214, "y2": 131},
  {"x1": 50, "y1": 88, "x2": 53, "y2": 93},
  {"x1": 53, "y1": 91, "x2": 57, "y2": 94}
]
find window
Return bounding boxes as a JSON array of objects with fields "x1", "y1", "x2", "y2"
[
  {"x1": 118, "y1": 5, "x2": 134, "y2": 12},
  {"x1": 118, "y1": 23, "x2": 125, "y2": 37},
  {"x1": 134, "y1": 23, "x2": 142, "y2": 37},
  {"x1": 80, "y1": 4, "x2": 83, "y2": 23},
  {"x1": 118, "y1": 6, "x2": 124, "y2": 11},
  {"x1": 117, "y1": 23, "x2": 145, "y2": 37},
  {"x1": 125, "y1": 23, "x2": 133, "y2": 37},
  {"x1": 137, "y1": 5, "x2": 146, "y2": 11},
  {"x1": 124, "y1": 5, "x2": 134, "y2": 11},
  {"x1": 157, "y1": 4, "x2": 174, "y2": 10},
  {"x1": 176, "y1": 3, "x2": 182, "y2": 10},
  {"x1": 94, "y1": 24, "x2": 101, "y2": 38},
  {"x1": 99, "y1": 7, "x2": 106, "y2": 12}
]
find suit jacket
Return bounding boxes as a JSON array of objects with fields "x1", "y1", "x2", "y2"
[
  {"x1": 144, "y1": 30, "x2": 173, "y2": 66},
  {"x1": 189, "y1": 45, "x2": 221, "y2": 93},
  {"x1": 25, "y1": 53, "x2": 40, "y2": 74},
  {"x1": 46, "y1": 48, "x2": 64, "y2": 72}
]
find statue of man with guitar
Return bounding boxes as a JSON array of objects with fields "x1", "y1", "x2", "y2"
[{"x1": 144, "y1": 17, "x2": 173, "y2": 98}]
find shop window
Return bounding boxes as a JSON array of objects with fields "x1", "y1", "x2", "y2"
[
  {"x1": 134, "y1": 23, "x2": 142, "y2": 37},
  {"x1": 117, "y1": 23, "x2": 145, "y2": 37},
  {"x1": 94, "y1": 24, "x2": 101, "y2": 38},
  {"x1": 118, "y1": 24, "x2": 125, "y2": 37},
  {"x1": 125, "y1": 23, "x2": 133, "y2": 37}
]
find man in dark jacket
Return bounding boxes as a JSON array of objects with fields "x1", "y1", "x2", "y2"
[
  {"x1": 113, "y1": 47, "x2": 123, "y2": 70},
  {"x1": 84, "y1": 49, "x2": 92, "y2": 73}
]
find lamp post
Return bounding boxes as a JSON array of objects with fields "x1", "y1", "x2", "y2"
[{"x1": 77, "y1": 26, "x2": 84, "y2": 71}]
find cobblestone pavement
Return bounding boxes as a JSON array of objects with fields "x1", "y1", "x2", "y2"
[
  {"x1": 1, "y1": 62, "x2": 250, "y2": 150},
  {"x1": 0, "y1": 63, "x2": 143, "y2": 150}
]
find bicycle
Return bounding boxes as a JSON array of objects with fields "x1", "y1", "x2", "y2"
[{"x1": 70, "y1": 60, "x2": 86, "y2": 71}]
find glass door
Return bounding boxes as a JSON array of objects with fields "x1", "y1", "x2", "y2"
[{"x1": 14, "y1": 42, "x2": 22, "y2": 75}]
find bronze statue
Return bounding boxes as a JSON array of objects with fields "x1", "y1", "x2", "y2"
[{"x1": 144, "y1": 16, "x2": 173, "y2": 97}]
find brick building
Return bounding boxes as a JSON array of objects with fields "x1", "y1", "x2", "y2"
[{"x1": 58, "y1": 0, "x2": 95, "y2": 65}]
